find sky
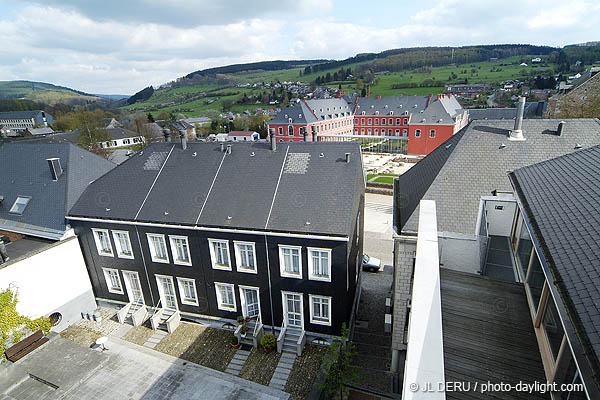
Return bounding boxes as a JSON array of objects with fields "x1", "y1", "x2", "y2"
[{"x1": 0, "y1": 0, "x2": 598, "y2": 95}]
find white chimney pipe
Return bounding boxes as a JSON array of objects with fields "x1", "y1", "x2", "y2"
[{"x1": 509, "y1": 97, "x2": 526, "y2": 141}]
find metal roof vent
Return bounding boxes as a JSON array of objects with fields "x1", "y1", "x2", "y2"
[
  {"x1": 499, "y1": 143, "x2": 506, "y2": 149},
  {"x1": 319, "y1": 152, "x2": 324, "y2": 158},
  {"x1": 192, "y1": 152, "x2": 197, "y2": 157},
  {"x1": 47, "y1": 158, "x2": 63, "y2": 181},
  {"x1": 345, "y1": 153, "x2": 351, "y2": 163},
  {"x1": 250, "y1": 152, "x2": 255, "y2": 157},
  {"x1": 575, "y1": 144, "x2": 583, "y2": 149},
  {"x1": 509, "y1": 97, "x2": 526, "y2": 141},
  {"x1": 557, "y1": 121, "x2": 566, "y2": 136}
]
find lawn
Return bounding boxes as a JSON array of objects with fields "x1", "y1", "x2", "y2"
[
  {"x1": 154, "y1": 323, "x2": 236, "y2": 372},
  {"x1": 367, "y1": 173, "x2": 399, "y2": 182},
  {"x1": 60, "y1": 325, "x2": 103, "y2": 348},
  {"x1": 285, "y1": 344, "x2": 326, "y2": 400},
  {"x1": 121, "y1": 320, "x2": 154, "y2": 346},
  {"x1": 239, "y1": 347, "x2": 281, "y2": 386}
]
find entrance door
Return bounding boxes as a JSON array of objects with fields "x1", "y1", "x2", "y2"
[
  {"x1": 283, "y1": 292, "x2": 303, "y2": 329},
  {"x1": 240, "y1": 287, "x2": 260, "y2": 318},
  {"x1": 156, "y1": 275, "x2": 178, "y2": 310},
  {"x1": 123, "y1": 271, "x2": 144, "y2": 305}
]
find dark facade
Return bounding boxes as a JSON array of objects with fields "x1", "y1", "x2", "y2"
[{"x1": 68, "y1": 141, "x2": 365, "y2": 337}]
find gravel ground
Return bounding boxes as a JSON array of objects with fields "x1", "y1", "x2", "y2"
[
  {"x1": 122, "y1": 320, "x2": 154, "y2": 346},
  {"x1": 154, "y1": 323, "x2": 236, "y2": 372},
  {"x1": 59, "y1": 325, "x2": 103, "y2": 348},
  {"x1": 70, "y1": 307, "x2": 123, "y2": 337},
  {"x1": 239, "y1": 347, "x2": 281, "y2": 386},
  {"x1": 285, "y1": 344, "x2": 326, "y2": 400}
]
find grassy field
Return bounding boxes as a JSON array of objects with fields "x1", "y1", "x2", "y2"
[{"x1": 121, "y1": 54, "x2": 555, "y2": 116}]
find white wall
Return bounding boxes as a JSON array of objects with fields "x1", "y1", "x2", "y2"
[
  {"x1": 485, "y1": 200, "x2": 517, "y2": 237},
  {"x1": 0, "y1": 237, "x2": 96, "y2": 332}
]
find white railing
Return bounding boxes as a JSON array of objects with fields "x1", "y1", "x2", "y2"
[
  {"x1": 150, "y1": 299, "x2": 163, "y2": 330},
  {"x1": 277, "y1": 321, "x2": 287, "y2": 353},
  {"x1": 253, "y1": 314, "x2": 262, "y2": 337},
  {"x1": 131, "y1": 301, "x2": 148, "y2": 327},
  {"x1": 296, "y1": 330, "x2": 306, "y2": 356},
  {"x1": 117, "y1": 302, "x2": 132, "y2": 324},
  {"x1": 165, "y1": 311, "x2": 180, "y2": 333},
  {"x1": 402, "y1": 200, "x2": 446, "y2": 400}
]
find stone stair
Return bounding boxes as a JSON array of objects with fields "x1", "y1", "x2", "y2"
[
  {"x1": 269, "y1": 352, "x2": 296, "y2": 391},
  {"x1": 280, "y1": 327, "x2": 302, "y2": 355},
  {"x1": 225, "y1": 349, "x2": 250, "y2": 376}
]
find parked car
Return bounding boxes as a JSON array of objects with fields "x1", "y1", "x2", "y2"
[{"x1": 362, "y1": 254, "x2": 381, "y2": 272}]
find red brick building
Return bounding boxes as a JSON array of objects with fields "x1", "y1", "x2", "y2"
[{"x1": 268, "y1": 94, "x2": 468, "y2": 155}]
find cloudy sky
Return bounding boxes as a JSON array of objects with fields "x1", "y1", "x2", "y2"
[{"x1": 0, "y1": 0, "x2": 597, "y2": 95}]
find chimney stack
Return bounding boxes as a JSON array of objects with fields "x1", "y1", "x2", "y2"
[
  {"x1": 164, "y1": 129, "x2": 171, "y2": 143},
  {"x1": 345, "y1": 153, "x2": 351, "y2": 163},
  {"x1": 557, "y1": 121, "x2": 566, "y2": 136},
  {"x1": 303, "y1": 130, "x2": 308, "y2": 142},
  {"x1": 509, "y1": 96, "x2": 526, "y2": 141},
  {"x1": 181, "y1": 134, "x2": 187, "y2": 150},
  {"x1": 220, "y1": 142, "x2": 225, "y2": 152},
  {"x1": 270, "y1": 134, "x2": 277, "y2": 151},
  {"x1": 226, "y1": 144, "x2": 232, "y2": 155},
  {"x1": 47, "y1": 158, "x2": 63, "y2": 181}
]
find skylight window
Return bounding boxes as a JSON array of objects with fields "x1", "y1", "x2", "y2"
[{"x1": 9, "y1": 196, "x2": 30, "y2": 215}]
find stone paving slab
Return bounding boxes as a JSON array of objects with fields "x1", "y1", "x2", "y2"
[
  {"x1": 270, "y1": 377, "x2": 287, "y2": 386},
  {"x1": 144, "y1": 342, "x2": 157, "y2": 349},
  {"x1": 0, "y1": 335, "x2": 288, "y2": 400},
  {"x1": 277, "y1": 361, "x2": 294, "y2": 369}
]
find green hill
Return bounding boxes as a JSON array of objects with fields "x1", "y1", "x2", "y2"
[{"x1": 0, "y1": 80, "x2": 103, "y2": 105}]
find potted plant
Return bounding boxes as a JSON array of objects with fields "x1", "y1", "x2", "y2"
[
  {"x1": 236, "y1": 316, "x2": 244, "y2": 325},
  {"x1": 241, "y1": 324, "x2": 249, "y2": 336},
  {"x1": 245, "y1": 315, "x2": 251, "y2": 323},
  {"x1": 230, "y1": 334, "x2": 239, "y2": 349},
  {"x1": 260, "y1": 333, "x2": 276, "y2": 353}
]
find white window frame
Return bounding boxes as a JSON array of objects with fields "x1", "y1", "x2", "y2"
[
  {"x1": 9, "y1": 196, "x2": 31, "y2": 215},
  {"x1": 279, "y1": 245, "x2": 302, "y2": 279},
  {"x1": 208, "y1": 239, "x2": 232, "y2": 270},
  {"x1": 176, "y1": 277, "x2": 199, "y2": 306},
  {"x1": 309, "y1": 294, "x2": 332, "y2": 326},
  {"x1": 239, "y1": 285, "x2": 261, "y2": 318},
  {"x1": 103, "y1": 268, "x2": 124, "y2": 294},
  {"x1": 234, "y1": 241, "x2": 257, "y2": 274},
  {"x1": 112, "y1": 230, "x2": 134, "y2": 259},
  {"x1": 92, "y1": 228, "x2": 114, "y2": 257},
  {"x1": 307, "y1": 247, "x2": 332, "y2": 282},
  {"x1": 415, "y1": 129, "x2": 421, "y2": 138},
  {"x1": 215, "y1": 282, "x2": 236, "y2": 312},
  {"x1": 147, "y1": 233, "x2": 169, "y2": 263},
  {"x1": 169, "y1": 235, "x2": 192, "y2": 266},
  {"x1": 430, "y1": 129, "x2": 436, "y2": 138}
]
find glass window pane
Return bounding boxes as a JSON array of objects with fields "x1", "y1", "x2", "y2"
[
  {"x1": 527, "y1": 252, "x2": 545, "y2": 313},
  {"x1": 516, "y1": 221, "x2": 533, "y2": 281},
  {"x1": 543, "y1": 297, "x2": 564, "y2": 362}
]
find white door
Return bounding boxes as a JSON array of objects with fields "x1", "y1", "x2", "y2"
[
  {"x1": 123, "y1": 271, "x2": 144, "y2": 305},
  {"x1": 240, "y1": 287, "x2": 260, "y2": 318},
  {"x1": 156, "y1": 276, "x2": 178, "y2": 310},
  {"x1": 283, "y1": 292, "x2": 303, "y2": 329}
]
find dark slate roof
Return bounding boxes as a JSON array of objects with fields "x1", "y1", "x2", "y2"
[
  {"x1": 355, "y1": 96, "x2": 428, "y2": 117},
  {"x1": 269, "y1": 99, "x2": 352, "y2": 125},
  {"x1": 104, "y1": 127, "x2": 141, "y2": 140},
  {"x1": 0, "y1": 142, "x2": 115, "y2": 239},
  {"x1": 509, "y1": 145, "x2": 600, "y2": 389},
  {"x1": 0, "y1": 110, "x2": 45, "y2": 120},
  {"x1": 398, "y1": 119, "x2": 600, "y2": 234},
  {"x1": 469, "y1": 102, "x2": 546, "y2": 121},
  {"x1": 69, "y1": 142, "x2": 364, "y2": 237},
  {"x1": 394, "y1": 127, "x2": 466, "y2": 231}
]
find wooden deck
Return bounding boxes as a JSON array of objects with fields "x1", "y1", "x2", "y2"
[{"x1": 441, "y1": 268, "x2": 549, "y2": 400}]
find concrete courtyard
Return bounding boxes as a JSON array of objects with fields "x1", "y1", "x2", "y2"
[
  {"x1": 0, "y1": 334, "x2": 288, "y2": 400},
  {"x1": 363, "y1": 193, "x2": 394, "y2": 266}
]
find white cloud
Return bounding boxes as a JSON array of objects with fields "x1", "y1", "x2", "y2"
[{"x1": 0, "y1": 0, "x2": 597, "y2": 95}]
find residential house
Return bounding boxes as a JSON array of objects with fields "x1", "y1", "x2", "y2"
[
  {"x1": 24, "y1": 127, "x2": 54, "y2": 136},
  {"x1": 227, "y1": 131, "x2": 261, "y2": 141},
  {"x1": 99, "y1": 127, "x2": 146, "y2": 149},
  {"x1": 391, "y1": 107, "x2": 600, "y2": 398},
  {"x1": 67, "y1": 141, "x2": 365, "y2": 353},
  {"x1": 0, "y1": 142, "x2": 115, "y2": 332},
  {"x1": 0, "y1": 110, "x2": 53, "y2": 132}
]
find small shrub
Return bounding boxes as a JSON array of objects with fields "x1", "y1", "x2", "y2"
[
  {"x1": 230, "y1": 334, "x2": 238, "y2": 345},
  {"x1": 236, "y1": 316, "x2": 244, "y2": 324},
  {"x1": 261, "y1": 333, "x2": 276, "y2": 351},
  {"x1": 241, "y1": 325, "x2": 249, "y2": 335}
]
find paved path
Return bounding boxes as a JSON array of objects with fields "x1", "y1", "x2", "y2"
[
  {"x1": 0, "y1": 334, "x2": 289, "y2": 400},
  {"x1": 143, "y1": 329, "x2": 167, "y2": 349},
  {"x1": 269, "y1": 352, "x2": 296, "y2": 391},
  {"x1": 224, "y1": 348, "x2": 250, "y2": 376}
]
